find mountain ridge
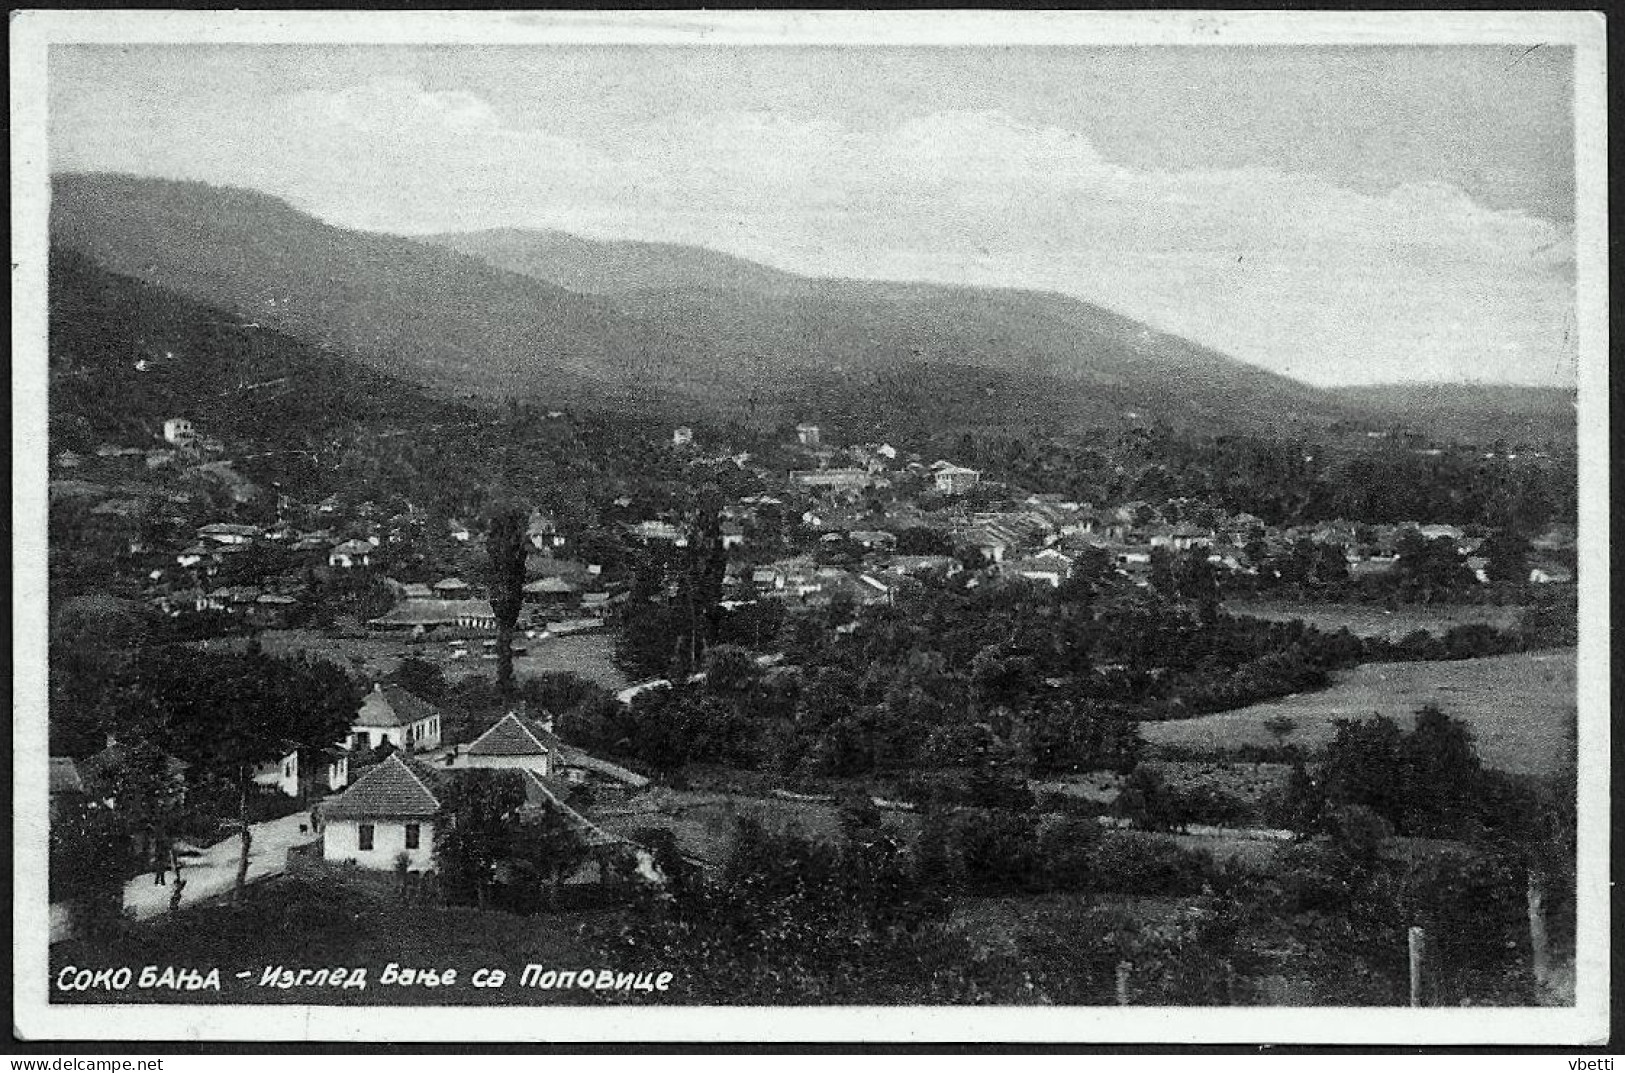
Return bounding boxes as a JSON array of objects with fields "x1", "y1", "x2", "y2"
[{"x1": 48, "y1": 173, "x2": 1573, "y2": 445}]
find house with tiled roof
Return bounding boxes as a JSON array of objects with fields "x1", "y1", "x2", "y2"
[
  {"x1": 328, "y1": 538, "x2": 374, "y2": 569},
  {"x1": 522, "y1": 576, "x2": 578, "y2": 604},
  {"x1": 320, "y1": 754, "x2": 442, "y2": 870},
  {"x1": 450, "y1": 711, "x2": 651, "y2": 800},
  {"x1": 368, "y1": 598, "x2": 498, "y2": 632},
  {"x1": 349, "y1": 684, "x2": 444, "y2": 754}
]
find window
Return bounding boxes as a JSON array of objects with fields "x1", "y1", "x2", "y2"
[
  {"x1": 358, "y1": 824, "x2": 374, "y2": 851},
  {"x1": 405, "y1": 824, "x2": 420, "y2": 850}
]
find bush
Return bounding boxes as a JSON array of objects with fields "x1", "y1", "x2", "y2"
[
  {"x1": 1035, "y1": 816, "x2": 1104, "y2": 891},
  {"x1": 1089, "y1": 833, "x2": 1216, "y2": 896}
]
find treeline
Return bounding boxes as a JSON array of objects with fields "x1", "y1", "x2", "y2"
[
  {"x1": 945, "y1": 426, "x2": 1574, "y2": 532},
  {"x1": 594, "y1": 555, "x2": 1569, "y2": 783}
]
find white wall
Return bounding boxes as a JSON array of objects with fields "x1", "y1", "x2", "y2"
[
  {"x1": 454, "y1": 753, "x2": 551, "y2": 776},
  {"x1": 251, "y1": 751, "x2": 299, "y2": 797},
  {"x1": 351, "y1": 717, "x2": 440, "y2": 754},
  {"x1": 323, "y1": 818, "x2": 435, "y2": 870}
]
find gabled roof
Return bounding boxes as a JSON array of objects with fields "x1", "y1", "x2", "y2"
[
  {"x1": 322, "y1": 754, "x2": 441, "y2": 820},
  {"x1": 516, "y1": 771, "x2": 622, "y2": 848},
  {"x1": 466, "y1": 713, "x2": 552, "y2": 757},
  {"x1": 331, "y1": 539, "x2": 373, "y2": 554},
  {"x1": 354, "y1": 684, "x2": 443, "y2": 729}
]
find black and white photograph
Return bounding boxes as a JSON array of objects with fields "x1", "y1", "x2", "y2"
[{"x1": 10, "y1": 10, "x2": 1609, "y2": 1046}]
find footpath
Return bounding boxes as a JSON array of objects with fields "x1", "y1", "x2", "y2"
[{"x1": 120, "y1": 811, "x2": 319, "y2": 921}]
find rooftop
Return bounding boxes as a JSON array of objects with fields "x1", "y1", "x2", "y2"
[
  {"x1": 322, "y1": 754, "x2": 441, "y2": 820},
  {"x1": 354, "y1": 684, "x2": 444, "y2": 729}
]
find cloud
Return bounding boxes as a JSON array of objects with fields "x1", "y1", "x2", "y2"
[{"x1": 285, "y1": 77, "x2": 512, "y2": 137}]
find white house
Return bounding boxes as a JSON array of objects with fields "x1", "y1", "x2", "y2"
[
  {"x1": 932, "y1": 463, "x2": 982, "y2": 495},
  {"x1": 448, "y1": 711, "x2": 653, "y2": 805},
  {"x1": 526, "y1": 510, "x2": 562, "y2": 550},
  {"x1": 1004, "y1": 548, "x2": 1075, "y2": 588},
  {"x1": 451, "y1": 712, "x2": 558, "y2": 777},
  {"x1": 163, "y1": 417, "x2": 196, "y2": 446},
  {"x1": 320, "y1": 755, "x2": 440, "y2": 871},
  {"x1": 251, "y1": 745, "x2": 350, "y2": 798},
  {"x1": 328, "y1": 539, "x2": 374, "y2": 569},
  {"x1": 796, "y1": 424, "x2": 822, "y2": 448},
  {"x1": 251, "y1": 747, "x2": 301, "y2": 797},
  {"x1": 672, "y1": 426, "x2": 694, "y2": 448},
  {"x1": 349, "y1": 684, "x2": 444, "y2": 754}
]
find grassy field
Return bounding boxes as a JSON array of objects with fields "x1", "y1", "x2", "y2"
[
  {"x1": 219, "y1": 628, "x2": 629, "y2": 692},
  {"x1": 1224, "y1": 599, "x2": 1528, "y2": 641},
  {"x1": 1141, "y1": 649, "x2": 1576, "y2": 775}
]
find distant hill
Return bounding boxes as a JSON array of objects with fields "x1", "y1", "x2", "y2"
[
  {"x1": 419, "y1": 227, "x2": 1348, "y2": 434},
  {"x1": 426, "y1": 228, "x2": 802, "y2": 296},
  {"x1": 47, "y1": 246, "x2": 471, "y2": 463},
  {"x1": 50, "y1": 173, "x2": 646, "y2": 405},
  {"x1": 1330, "y1": 383, "x2": 1577, "y2": 448},
  {"x1": 50, "y1": 173, "x2": 1573, "y2": 446}
]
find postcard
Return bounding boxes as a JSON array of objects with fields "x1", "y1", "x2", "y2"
[{"x1": 11, "y1": 9, "x2": 1609, "y2": 1046}]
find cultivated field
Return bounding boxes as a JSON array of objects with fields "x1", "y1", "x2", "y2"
[
  {"x1": 1141, "y1": 649, "x2": 1577, "y2": 775},
  {"x1": 1223, "y1": 599, "x2": 1528, "y2": 641}
]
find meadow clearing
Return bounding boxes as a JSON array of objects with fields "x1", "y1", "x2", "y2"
[
  {"x1": 1223, "y1": 599, "x2": 1528, "y2": 641},
  {"x1": 1140, "y1": 648, "x2": 1577, "y2": 776}
]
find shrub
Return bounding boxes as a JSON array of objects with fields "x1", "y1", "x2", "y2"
[{"x1": 1088, "y1": 833, "x2": 1215, "y2": 896}]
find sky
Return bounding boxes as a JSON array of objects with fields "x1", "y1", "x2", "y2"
[{"x1": 48, "y1": 42, "x2": 1578, "y2": 387}]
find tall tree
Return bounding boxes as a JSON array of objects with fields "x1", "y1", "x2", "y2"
[
  {"x1": 486, "y1": 505, "x2": 527, "y2": 701},
  {"x1": 433, "y1": 768, "x2": 528, "y2": 910},
  {"x1": 112, "y1": 645, "x2": 358, "y2": 898}
]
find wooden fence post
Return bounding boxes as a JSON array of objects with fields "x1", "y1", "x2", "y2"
[
  {"x1": 1527, "y1": 867, "x2": 1551, "y2": 1001},
  {"x1": 1115, "y1": 961, "x2": 1132, "y2": 1006},
  {"x1": 1408, "y1": 926, "x2": 1426, "y2": 1007}
]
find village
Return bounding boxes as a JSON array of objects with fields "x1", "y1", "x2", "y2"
[{"x1": 46, "y1": 402, "x2": 1581, "y2": 954}]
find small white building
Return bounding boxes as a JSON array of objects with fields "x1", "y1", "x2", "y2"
[
  {"x1": 163, "y1": 417, "x2": 196, "y2": 446},
  {"x1": 320, "y1": 755, "x2": 440, "y2": 871},
  {"x1": 251, "y1": 746, "x2": 350, "y2": 797},
  {"x1": 349, "y1": 684, "x2": 444, "y2": 754},
  {"x1": 328, "y1": 539, "x2": 374, "y2": 569},
  {"x1": 796, "y1": 424, "x2": 822, "y2": 448},
  {"x1": 932, "y1": 463, "x2": 982, "y2": 495},
  {"x1": 672, "y1": 426, "x2": 694, "y2": 448},
  {"x1": 252, "y1": 748, "x2": 301, "y2": 798},
  {"x1": 451, "y1": 712, "x2": 558, "y2": 777},
  {"x1": 526, "y1": 510, "x2": 562, "y2": 550}
]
